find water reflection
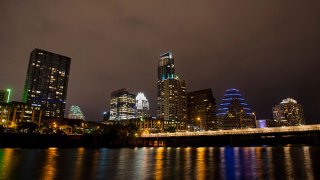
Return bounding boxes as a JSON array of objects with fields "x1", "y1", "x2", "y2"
[
  {"x1": 284, "y1": 147, "x2": 294, "y2": 178},
  {"x1": 154, "y1": 147, "x2": 164, "y2": 180},
  {"x1": 0, "y1": 149, "x2": 15, "y2": 179},
  {"x1": 0, "y1": 146, "x2": 318, "y2": 179},
  {"x1": 72, "y1": 147, "x2": 85, "y2": 180},
  {"x1": 266, "y1": 147, "x2": 274, "y2": 179},
  {"x1": 303, "y1": 146, "x2": 314, "y2": 179},
  {"x1": 217, "y1": 147, "x2": 226, "y2": 179},
  {"x1": 196, "y1": 148, "x2": 206, "y2": 180},
  {"x1": 42, "y1": 148, "x2": 58, "y2": 179},
  {"x1": 184, "y1": 147, "x2": 192, "y2": 179}
]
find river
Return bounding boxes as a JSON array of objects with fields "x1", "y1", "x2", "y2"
[{"x1": 0, "y1": 146, "x2": 318, "y2": 179}]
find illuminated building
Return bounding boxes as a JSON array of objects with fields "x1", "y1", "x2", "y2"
[
  {"x1": 217, "y1": 88, "x2": 255, "y2": 129},
  {"x1": 22, "y1": 49, "x2": 71, "y2": 118},
  {"x1": 157, "y1": 52, "x2": 187, "y2": 130},
  {"x1": 187, "y1": 88, "x2": 217, "y2": 131},
  {"x1": 0, "y1": 101, "x2": 42, "y2": 126},
  {"x1": 67, "y1": 105, "x2": 85, "y2": 120},
  {"x1": 102, "y1": 111, "x2": 110, "y2": 121},
  {"x1": 256, "y1": 119, "x2": 267, "y2": 128},
  {"x1": 0, "y1": 89, "x2": 11, "y2": 103},
  {"x1": 135, "y1": 92, "x2": 150, "y2": 118},
  {"x1": 109, "y1": 88, "x2": 136, "y2": 120},
  {"x1": 272, "y1": 98, "x2": 305, "y2": 126}
]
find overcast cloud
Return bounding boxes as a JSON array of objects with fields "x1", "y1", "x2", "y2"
[{"x1": 0, "y1": 0, "x2": 319, "y2": 121}]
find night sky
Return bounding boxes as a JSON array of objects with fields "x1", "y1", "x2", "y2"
[{"x1": 1, "y1": 1, "x2": 319, "y2": 122}]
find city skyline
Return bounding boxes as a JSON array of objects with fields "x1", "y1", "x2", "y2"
[{"x1": 0, "y1": 1, "x2": 319, "y2": 122}]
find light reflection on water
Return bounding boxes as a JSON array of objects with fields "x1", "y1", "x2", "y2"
[
  {"x1": 0, "y1": 146, "x2": 319, "y2": 179},
  {"x1": 41, "y1": 148, "x2": 57, "y2": 179}
]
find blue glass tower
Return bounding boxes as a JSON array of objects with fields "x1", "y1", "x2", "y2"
[{"x1": 217, "y1": 89, "x2": 255, "y2": 129}]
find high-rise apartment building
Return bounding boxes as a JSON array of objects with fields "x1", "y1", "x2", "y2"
[
  {"x1": 22, "y1": 48, "x2": 71, "y2": 118},
  {"x1": 187, "y1": 88, "x2": 217, "y2": 131},
  {"x1": 157, "y1": 52, "x2": 187, "y2": 130},
  {"x1": 217, "y1": 89, "x2": 255, "y2": 129},
  {"x1": 272, "y1": 98, "x2": 304, "y2": 126},
  {"x1": 135, "y1": 92, "x2": 150, "y2": 118},
  {"x1": 109, "y1": 88, "x2": 136, "y2": 120}
]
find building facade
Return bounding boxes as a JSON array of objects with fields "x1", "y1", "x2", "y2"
[
  {"x1": 187, "y1": 88, "x2": 217, "y2": 131},
  {"x1": 67, "y1": 105, "x2": 85, "y2": 120},
  {"x1": 157, "y1": 52, "x2": 187, "y2": 130},
  {"x1": 217, "y1": 89, "x2": 255, "y2": 129},
  {"x1": 135, "y1": 92, "x2": 150, "y2": 118},
  {"x1": 22, "y1": 48, "x2": 71, "y2": 118},
  {"x1": 0, "y1": 89, "x2": 10, "y2": 103},
  {"x1": 272, "y1": 98, "x2": 304, "y2": 126},
  {"x1": 0, "y1": 101, "x2": 42, "y2": 126},
  {"x1": 109, "y1": 88, "x2": 136, "y2": 120}
]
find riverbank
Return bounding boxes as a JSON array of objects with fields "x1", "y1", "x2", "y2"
[
  {"x1": 1, "y1": 132, "x2": 320, "y2": 148},
  {"x1": 0, "y1": 133, "x2": 133, "y2": 148}
]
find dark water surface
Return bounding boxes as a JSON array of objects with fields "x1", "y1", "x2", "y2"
[{"x1": 0, "y1": 146, "x2": 319, "y2": 179}]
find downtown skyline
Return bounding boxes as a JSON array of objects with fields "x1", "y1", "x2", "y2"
[{"x1": 1, "y1": 1, "x2": 319, "y2": 122}]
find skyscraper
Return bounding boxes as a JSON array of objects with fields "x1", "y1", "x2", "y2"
[
  {"x1": 0, "y1": 89, "x2": 10, "y2": 103},
  {"x1": 157, "y1": 52, "x2": 187, "y2": 130},
  {"x1": 187, "y1": 88, "x2": 217, "y2": 131},
  {"x1": 22, "y1": 48, "x2": 71, "y2": 118},
  {"x1": 109, "y1": 88, "x2": 136, "y2": 120},
  {"x1": 67, "y1": 105, "x2": 85, "y2": 120},
  {"x1": 135, "y1": 92, "x2": 150, "y2": 118},
  {"x1": 217, "y1": 89, "x2": 255, "y2": 129},
  {"x1": 273, "y1": 98, "x2": 304, "y2": 126}
]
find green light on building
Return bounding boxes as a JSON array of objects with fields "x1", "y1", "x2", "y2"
[{"x1": 6, "y1": 89, "x2": 11, "y2": 103}]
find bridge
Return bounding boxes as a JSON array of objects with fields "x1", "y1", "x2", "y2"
[{"x1": 136, "y1": 125, "x2": 320, "y2": 147}]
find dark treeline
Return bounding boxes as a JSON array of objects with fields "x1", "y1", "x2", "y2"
[{"x1": 0, "y1": 123, "x2": 139, "y2": 148}]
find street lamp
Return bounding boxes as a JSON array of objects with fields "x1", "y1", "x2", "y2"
[
  {"x1": 197, "y1": 117, "x2": 201, "y2": 131},
  {"x1": 252, "y1": 112, "x2": 257, "y2": 121}
]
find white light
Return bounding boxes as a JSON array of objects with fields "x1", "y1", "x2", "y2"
[
  {"x1": 280, "y1": 98, "x2": 297, "y2": 104},
  {"x1": 136, "y1": 92, "x2": 149, "y2": 110}
]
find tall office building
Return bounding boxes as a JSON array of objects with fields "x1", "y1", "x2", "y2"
[
  {"x1": 272, "y1": 98, "x2": 304, "y2": 126},
  {"x1": 22, "y1": 48, "x2": 71, "y2": 118},
  {"x1": 157, "y1": 52, "x2": 187, "y2": 130},
  {"x1": 109, "y1": 88, "x2": 136, "y2": 120},
  {"x1": 217, "y1": 89, "x2": 255, "y2": 129},
  {"x1": 67, "y1": 105, "x2": 85, "y2": 120},
  {"x1": 135, "y1": 92, "x2": 150, "y2": 118},
  {"x1": 187, "y1": 88, "x2": 217, "y2": 131}
]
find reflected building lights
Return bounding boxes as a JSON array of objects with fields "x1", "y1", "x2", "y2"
[
  {"x1": 196, "y1": 148, "x2": 206, "y2": 180},
  {"x1": 266, "y1": 147, "x2": 275, "y2": 180},
  {"x1": 184, "y1": 147, "x2": 192, "y2": 179},
  {"x1": 303, "y1": 147, "x2": 314, "y2": 179},
  {"x1": 72, "y1": 148, "x2": 85, "y2": 180},
  {"x1": 284, "y1": 147, "x2": 294, "y2": 177},
  {"x1": 233, "y1": 147, "x2": 240, "y2": 178},
  {"x1": 154, "y1": 148, "x2": 164, "y2": 180},
  {"x1": 219, "y1": 147, "x2": 226, "y2": 180},
  {"x1": 254, "y1": 147, "x2": 263, "y2": 178},
  {"x1": 42, "y1": 148, "x2": 57, "y2": 179},
  {"x1": 0, "y1": 149, "x2": 14, "y2": 179},
  {"x1": 91, "y1": 150, "x2": 100, "y2": 179}
]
